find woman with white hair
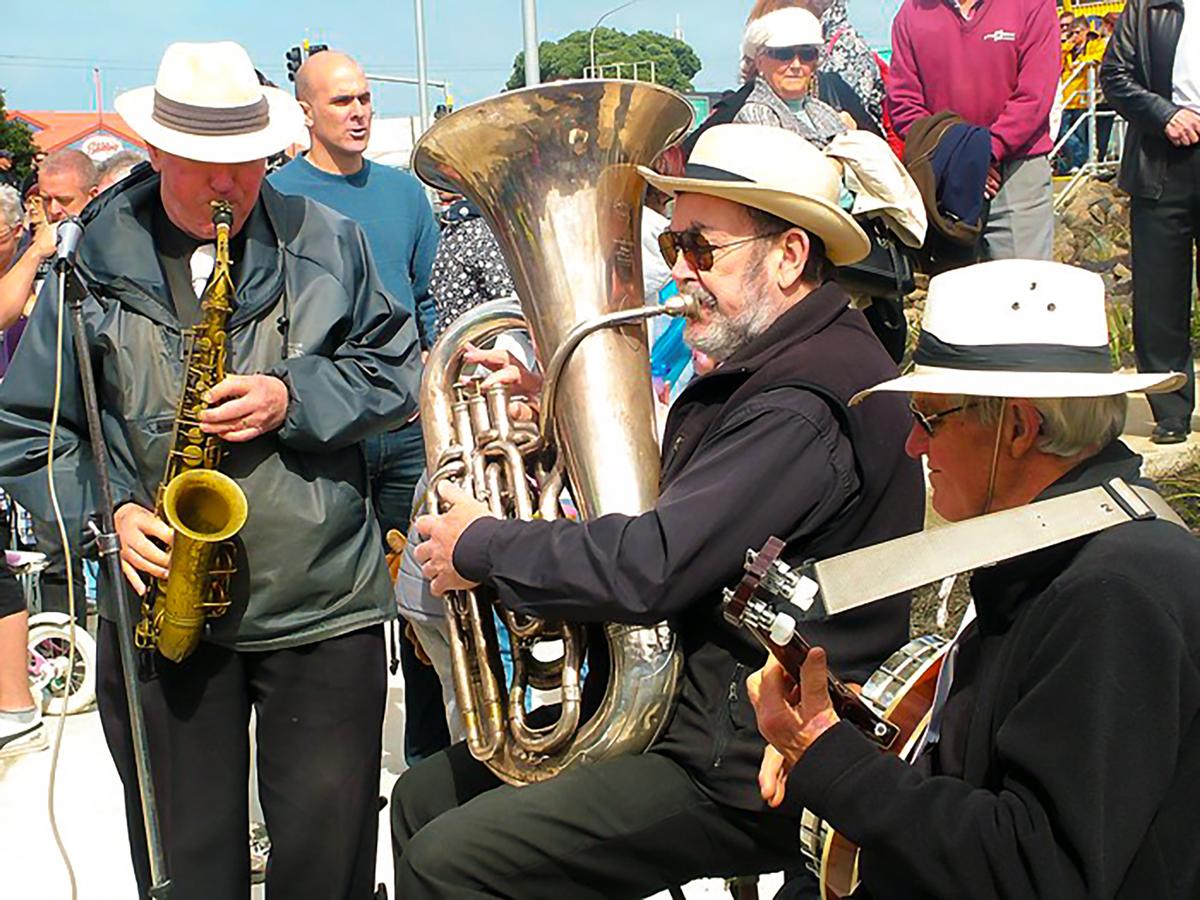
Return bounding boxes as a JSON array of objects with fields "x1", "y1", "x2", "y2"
[
  {"x1": 0, "y1": 184, "x2": 36, "y2": 377},
  {"x1": 734, "y1": 7, "x2": 880, "y2": 146}
]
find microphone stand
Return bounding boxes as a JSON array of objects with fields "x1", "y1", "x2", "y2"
[{"x1": 58, "y1": 259, "x2": 171, "y2": 899}]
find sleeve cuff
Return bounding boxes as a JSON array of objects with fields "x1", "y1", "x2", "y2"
[
  {"x1": 264, "y1": 363, "x2": 301, "y2": 440},
  {"x1": 989, "y1": 134, "x2": 1005, "y2": 164},
  {"x1": 789, "y1": 719, "x2": 885, "y2": 813},
  {"x1": 454, "y1": 516, "x2": 503, "y2": 583}
]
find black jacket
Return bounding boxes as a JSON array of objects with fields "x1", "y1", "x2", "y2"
[
  {"x1": 456, "y1": 282, "x2": 924, "y2": 813},
  {"x1": 1100, "y1": 0, "x2": 1189, "y2": 199},
  {"x1": 791, "y1": 442, "x2": 1200, "y2": 899}
]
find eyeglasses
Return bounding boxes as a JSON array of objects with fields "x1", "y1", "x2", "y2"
[
  {"x1": 909, "y1": 401, "x2": 969, "y2": 436},
  {"x1": 657, "y1": 229, "x2": 785, "y2": 272},
  {"x1": 761, "y1": 45, "x2": 821, "y2": 64}
]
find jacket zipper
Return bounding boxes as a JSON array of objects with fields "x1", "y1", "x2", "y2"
[{"x1": 712, "y1": 663, "x2": 745, "y2": 769}]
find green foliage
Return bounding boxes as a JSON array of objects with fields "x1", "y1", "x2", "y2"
[
  {"x1": 0, "y1": 89, "x2": 38, "y2": 179},
  {"x1": 506, "y1": 27, "x2": 702, "y2": 93}
]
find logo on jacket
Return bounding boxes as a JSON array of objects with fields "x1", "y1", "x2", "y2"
[{"x1": 983, "y1": 29, "x2": 1017, "y2": 42}]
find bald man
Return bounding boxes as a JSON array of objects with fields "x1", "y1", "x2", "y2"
[{"x1": 269, "y1": 50, "x2": 447, "y2": 763}]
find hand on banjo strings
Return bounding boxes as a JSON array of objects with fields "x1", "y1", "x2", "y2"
[
  {"x1": 463, "y1": 343, "x2": 543, "y2": 423},
  {"x1": 414, "y1": 481, "x2": 495, "y2": 595},
  {"x1": 746, "y1": 648, "x2": 841, "y2": 807}
]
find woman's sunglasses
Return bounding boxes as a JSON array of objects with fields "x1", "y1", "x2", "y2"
[
  {"x1": 657, "y1": 229, "x2": 786, "y2": 272},
  {"x1": 761, "y1": 45, "x2": 822, "y2": 64}
]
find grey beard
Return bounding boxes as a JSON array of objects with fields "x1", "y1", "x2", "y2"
[{"x1": 681, "y1": 282, "x2": 778, "y2": 363}]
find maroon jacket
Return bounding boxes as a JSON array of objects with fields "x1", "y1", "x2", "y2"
[{"x1": 887, "y1": 0, "x2": 1061, "y2": 162}]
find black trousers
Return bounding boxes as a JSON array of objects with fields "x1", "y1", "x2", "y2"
[
  {"x1": 1131, "y1": 145, "x2": 1200, "y2": 425},
  {"x1": 32, "y1": 516, "x2": 87, "y2": 625},
  {"x1": 390, "y1": 741, "x2": 801, "y2": 899},
  {"x1": 97, "y1": 619, "x2": 387, "y2": 900}
]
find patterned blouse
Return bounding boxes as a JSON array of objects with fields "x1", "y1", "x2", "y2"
[
  {"x1": 429, "y1": 211, "x2": 516, "y2": 342},
  {"x1": 820, "y1": 0, "x2": 885, "y2": 132},
  {"x1": 735, "y1": 77, "x2": 849, "y2": 148}
]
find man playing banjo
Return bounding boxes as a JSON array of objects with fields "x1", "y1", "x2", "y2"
[{"x1": 749, "y1": 259, "x2": 1200, "y2": 899}]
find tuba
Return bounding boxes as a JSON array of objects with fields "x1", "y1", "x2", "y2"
[
  {"x1": 134, "y1": 200, "x2": 248, "y2": 663},
  {"x1": 412, "y1": 80, "x2": 694, "y2": 784}
]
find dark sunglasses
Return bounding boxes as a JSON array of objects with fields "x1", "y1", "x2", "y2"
[
  {"x1": 762, "y1": 45, "x2": 821, "y2": 64},
  {"x1": 657, "y1": 229, "x2": 786, "y2": 272},
  {"x1": 909, "y1": 401, "x2": 969, "y2": 437}
]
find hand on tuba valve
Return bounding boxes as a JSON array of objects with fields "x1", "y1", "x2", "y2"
[
  {"x1": 414, "y1": 481, "x2": 492, "y2": 596},
  {"x1": 462, "y1": 343, "x2": 543, "y2": 423}
]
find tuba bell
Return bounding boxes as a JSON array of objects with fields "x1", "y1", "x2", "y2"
[{"x1": 412, "y1": 80, "x2": 694, "y2": 784}]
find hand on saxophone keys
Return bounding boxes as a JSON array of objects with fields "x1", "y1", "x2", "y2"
[
  {"x1": 114, "y1": 503, "x2": 173, "y2": 596},
  {"x1": 199, "y1": 374, "x2": 290, "y2": 442},
  {"x1": 413, "y1": 482, "x2": 494, "y2": 596}
]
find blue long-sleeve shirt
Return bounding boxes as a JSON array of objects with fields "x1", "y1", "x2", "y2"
[{"x1": 271, "y1": 155, "x2": 440, "y2": 347}]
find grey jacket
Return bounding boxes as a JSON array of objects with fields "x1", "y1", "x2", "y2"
[{"x1": 0, "y1": 167, "x2": 421, "y2": 650}]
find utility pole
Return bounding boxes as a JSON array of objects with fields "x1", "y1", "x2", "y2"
[
  {"x1": 414, "y1": 0, "x2": 432, "y2": 132},
  {"x1": 522, "y1": 0, "x2": 541, "y2": 87}
]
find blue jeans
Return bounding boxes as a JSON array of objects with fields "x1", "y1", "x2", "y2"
[
  {"x1": 363, "y1": 419, "x2": 427, "y2": 537},
  {"x1": 1056, "y1": 109, "x2": 1089, "y2": 174},
  {"x1": 363, "y1": 420, "x2": 451, "y2": 763}
]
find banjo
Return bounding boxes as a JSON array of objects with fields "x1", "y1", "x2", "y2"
[{"x1": 722, "y1": 536, "x2": 947, "y2": 898}]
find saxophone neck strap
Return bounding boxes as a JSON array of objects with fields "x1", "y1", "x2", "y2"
[{"x1": 790, "y1": 479, "x2": 1185, "y2": 621}]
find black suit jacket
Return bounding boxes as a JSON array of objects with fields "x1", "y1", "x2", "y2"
[{"x1": 1100, "y1": 0, "x2": 1188, "y2": 199}]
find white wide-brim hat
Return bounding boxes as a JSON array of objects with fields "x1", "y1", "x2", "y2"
[
  {"x1": 639, "y1": 124, "x2": 870, "y2": 266},
  {"x1": 115, "y1": 41, "x2": 305, "y2": 164},
  {"x1": 852, "y1": 259, "x2": 1184, "y2": 404}
]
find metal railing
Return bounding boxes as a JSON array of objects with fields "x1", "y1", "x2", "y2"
[
  {"x1": 583, "y1": 59, "x2": 658, "y2": 82},
  {"x1": 1052, "y1": 59, "x2": 1126, "y2": 211}
]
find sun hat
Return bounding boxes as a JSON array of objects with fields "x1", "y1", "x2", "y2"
[
  {"x1": 743, "y1": 8, "x2": 825, "y2": 59},
  {"x1": 638, "y1": 123, "x2": 869, "y2": 266},
  {"x1": 851, "y1": 259, "x2": 1184, "y2": 404},
  {"x1": 115, "y1": 41, "x2": 305, "y2": 164}
]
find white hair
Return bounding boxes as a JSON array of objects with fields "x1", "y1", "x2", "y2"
[
  {"x1": 97, "y1": 150, "x2": 147, "y2": 191},
  {"x1": 970, "y1": 394, "x2": 1128, "y2": 457},
  {"x1": 0, "y1": 185, "x2": 21, "y2": 229}
]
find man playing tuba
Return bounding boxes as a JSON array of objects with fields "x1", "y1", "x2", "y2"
[
  {"x1": 0, "y1": 41, "x2": 421, "y2": 899},
  {"x1": 404, "y1": 123, "x2": 926, "y2": 898}
]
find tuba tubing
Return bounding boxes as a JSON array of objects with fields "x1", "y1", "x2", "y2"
[{"x1": 413, "y1": 79, "x2": 695, "y2": 784}]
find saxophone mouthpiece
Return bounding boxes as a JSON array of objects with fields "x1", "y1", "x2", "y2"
[{"x1": 210, "y1": 200, "x2": 234, "y2": 230}]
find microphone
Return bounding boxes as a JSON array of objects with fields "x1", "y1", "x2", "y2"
[{"x1": 54, "y1": 217, "x2": 85, "y2": 273}]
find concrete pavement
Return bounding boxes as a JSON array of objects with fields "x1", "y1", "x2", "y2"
[{"x1": 0, "y1": 659, "x2": 782, "y2": 899}]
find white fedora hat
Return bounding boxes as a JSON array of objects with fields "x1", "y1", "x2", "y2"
[
  {"x1": 115, "y1": 41, "x2": 305, "y2": 164},
  {"x1": 852, "y1": 259, "x2": 1184, "y2": 404},
  {"x1": 639, "y1": 124, "x2": 870, "y2": 266}
]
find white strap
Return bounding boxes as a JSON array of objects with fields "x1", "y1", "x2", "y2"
[{"x1": 802, "y1": 480, "x2": 1183, "y2": 621}]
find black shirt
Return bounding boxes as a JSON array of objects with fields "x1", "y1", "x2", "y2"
[{"x1": 153, "y1": 202, "x2": 206, "y2": 329}]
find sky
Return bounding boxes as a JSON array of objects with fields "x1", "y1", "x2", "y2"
[{"x1": 0, "y1": 0, "x2": 903, "y2": 117}]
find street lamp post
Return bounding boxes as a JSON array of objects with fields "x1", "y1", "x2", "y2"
[
  {"x1": 589, "y1": 0, "x2": 641, "y2": 77},
  {"x1": 522, "y1": 0, "x2": 541, "y2": 87},
  {"x1": 414, "y1": 0, "x2": 431, "y2": 132}
]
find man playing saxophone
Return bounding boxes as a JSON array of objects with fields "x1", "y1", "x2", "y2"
[
  {"x1": 401, "y1": 123, "x2": 925, "y2": 898},
  {"x1": 0, "y1": 42, "x2": 420, "y2": 899}
]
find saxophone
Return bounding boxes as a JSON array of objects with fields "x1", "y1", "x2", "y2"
[{"x1": 134, "y1": 200, "x2": 249, "y2": 663}]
